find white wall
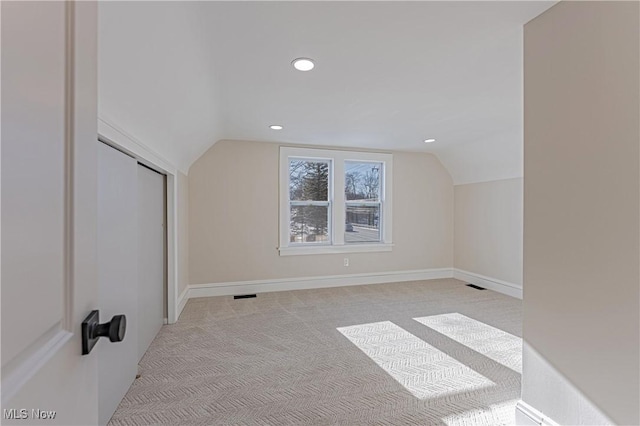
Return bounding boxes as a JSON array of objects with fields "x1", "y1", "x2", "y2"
[
  {"x1": 522, "y1": 1, "x2": 639, "y2": 424},
  {"x1": 188, "y1": 140, "x2": 454, "y2": 285},
  {"x1": 454, "y1": 178, "x2": 523, "y2": 287}
]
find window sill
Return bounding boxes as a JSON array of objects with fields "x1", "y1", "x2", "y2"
[{"x1": 278, "y1": 243, "x2": 394, "y2": 256}]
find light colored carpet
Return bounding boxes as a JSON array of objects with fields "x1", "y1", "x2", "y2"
[{"x1": 109, "y1": 278, "x2": 522, "y2": 426}]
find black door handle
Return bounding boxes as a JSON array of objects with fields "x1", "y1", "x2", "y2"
[{"x1": 81, "y1": 310, "x2": 127, "y2": 355}]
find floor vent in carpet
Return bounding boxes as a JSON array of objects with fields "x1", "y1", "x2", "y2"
[
  {"x1": 233, "y1": 294, "x2": 257, "y2": 299},
  {"x1": 466, "y1": 284, "x2": 486, "y2": 290}
]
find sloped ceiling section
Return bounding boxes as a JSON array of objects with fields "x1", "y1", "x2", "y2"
[
  {"x1": 98, "y1": 1, "x2": 554, "y2": 182},
  {"x1": 98, "y1": 1, "x2": 222, "y2": 172}
]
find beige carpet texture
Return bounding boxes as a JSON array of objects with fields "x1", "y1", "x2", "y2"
[{"x1": 109, "y1": 279, "x2": 522, "y2": 426}]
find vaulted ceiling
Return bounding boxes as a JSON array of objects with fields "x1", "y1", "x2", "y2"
[{"x1": 98, "y1": 1, "x2": 555, "y2": 184}]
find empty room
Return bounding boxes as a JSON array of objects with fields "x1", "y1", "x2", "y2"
[{"x1": 1, "y1": 1, "x2": 639, "y2": 425}]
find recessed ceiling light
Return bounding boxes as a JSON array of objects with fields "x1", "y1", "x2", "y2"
[
  {"x1": 269, "y1": 125, "x2": 283, "y2": 130},
  {"x1": 424, "y1": 138, "x2": 436, "y2": 143},
  {"x1": 292, "y1": 58, "x2": 315, "y2": 71}
]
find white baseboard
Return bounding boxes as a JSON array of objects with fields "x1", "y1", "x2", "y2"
[
  {"x1": 188, "y1": 268, "x2": 454, "y2": 299},
  {"x1": 453, "y1": 268, "x2": 522, "y2": 299},
  {"x1": 176, "y1": 286, "x2": 189, "y2": 319},
  {"x1": 516, "y1": 401, "x2": 560, "y2": 426}
]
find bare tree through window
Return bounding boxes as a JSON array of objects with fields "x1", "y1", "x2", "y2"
[
  {"x1": 289, "y1": 159, "x2": 330, "y2": 243},
  {"x1": 345, "y1": 161, "x2": 382, "y2": 243}
]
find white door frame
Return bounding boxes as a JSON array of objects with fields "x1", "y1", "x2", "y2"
[{"x1": 97, "y1": 118, "x2": 181, "y2": 324}]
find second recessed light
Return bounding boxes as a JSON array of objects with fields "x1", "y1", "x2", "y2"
[
  {"x1": 270, "y1": 125, "x2": 284, "y2": 130},
  {"x1": 424, "y1": 138, "x2": 436, "y2": 143},
  {"x1": 292, "y1": 58, "x2": 315, "y2": 71}
]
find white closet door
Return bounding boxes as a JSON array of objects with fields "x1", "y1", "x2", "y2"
[
  {"x1": 137, "y1": 164, "x2": 165, "y2": 360},
  {"x1": 97, "y1": 142, "x2": 139, "y2": 426},
  {"x1": 1, "y1": 3, "x2": 100, "y2": 424}
]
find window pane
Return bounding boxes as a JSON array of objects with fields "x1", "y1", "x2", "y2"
[
  {"x1": 289, "y1": 159, "x2": 330, "y2": 201},
  {"x1": 345, "y1": 205, "x2": 380, "y2": 243},
  {"x1": 290, "y1": 205, "x2": 330, "y2": 244},
  {"x1": 345, "y1": 161, "x2": 381, "y2": 201}
]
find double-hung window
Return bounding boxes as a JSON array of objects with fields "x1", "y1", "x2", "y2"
[
  {"x1": 279, "y1": 147, "x2": 393, "y2": 255},
  {"x1": 344, "y1": 161, "x2": 383, "y2": 244},
  {"x1": 288, "y1": 158, "x2": 332, "y2": 245}
]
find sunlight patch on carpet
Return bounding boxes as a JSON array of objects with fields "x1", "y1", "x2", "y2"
[
  {"x1": 337, "y1": 320, "x2": 493, "y2": 399},
  {"x1": 414, "y1": 313, "x2": 522, "y2": 374}
]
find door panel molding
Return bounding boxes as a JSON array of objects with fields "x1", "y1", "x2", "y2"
[
  {"x1": 63, "y1": 0, "x2": 76, "y2": 334},
  {"x1": 1, "y1": 327, "x2": 72, "y2": 404}
]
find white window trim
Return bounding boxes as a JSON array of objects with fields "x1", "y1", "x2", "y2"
[{"x1": 279, "y1": 146, "x2": 393, "y2": 256}]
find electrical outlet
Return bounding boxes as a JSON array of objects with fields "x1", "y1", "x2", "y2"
[{"x1": 344, "y1": 258, "x2": 349, "y2": 267}]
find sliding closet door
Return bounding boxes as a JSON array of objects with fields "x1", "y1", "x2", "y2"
[
  {"x1": 137, "y1": 164, "x2": 166, "y2": 360},
  {"x1": 97, "y1": 142, "x2": 139, "y2": 425}
]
